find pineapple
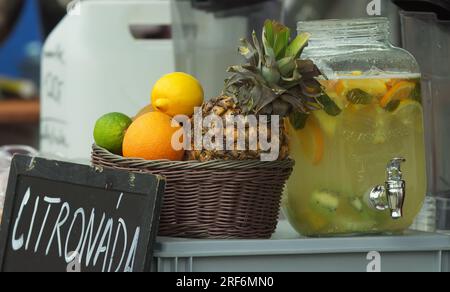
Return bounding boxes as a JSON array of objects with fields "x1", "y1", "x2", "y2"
[
  {"x1": 186, "y1": 20, "x2": 323, "y2": 162},
  {"x1": 186, "y1": 95, "x2": 290, "y2": 161}
]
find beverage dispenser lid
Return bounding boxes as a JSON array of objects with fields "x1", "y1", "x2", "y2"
[{"x1": 393, "y1": 0, "x2": 450, "y2": 17}]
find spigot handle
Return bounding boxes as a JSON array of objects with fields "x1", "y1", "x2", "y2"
[
  {"x1": 386, "y1": 158, "x2": 406, "y2": 219},
  {"x1": 387, "y1": 158, "x2": 406, "y2": 181},
  {"x1": 369, "y1": 158, "x2": 407, "y2": 220}
]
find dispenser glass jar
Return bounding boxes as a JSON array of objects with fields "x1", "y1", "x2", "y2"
[{"x1": 283, "y1": 18, "x2": 427, "y2": 236}]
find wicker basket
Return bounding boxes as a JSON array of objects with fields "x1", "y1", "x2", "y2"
[{"x1": 92, "y1": 144, "x2": 294, "y2": 239}]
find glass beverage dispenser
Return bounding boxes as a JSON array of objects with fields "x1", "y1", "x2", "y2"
[
  {"x1": 283, "y1": 18, "x2": 427, "y2": 236},
  {"x1": 393, "y1": 0, "x2": 450, "y2": 232}
]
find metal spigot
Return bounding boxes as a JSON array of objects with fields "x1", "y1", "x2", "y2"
[{"x1": 369, "y1": 158, "x2": 406, "y2": 219}]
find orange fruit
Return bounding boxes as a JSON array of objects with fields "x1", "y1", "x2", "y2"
[
  {"x1": 380, "y1": 81, "x2": 416, "y2": 108},
  {"x1": 123, "y1": 112, "x2": 185, "y2": 161},
  {"x1": 133, "y1": 104, "x2": 154, "y2": 121}
]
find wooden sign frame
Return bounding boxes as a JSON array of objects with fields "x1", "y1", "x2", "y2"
[{"x1": 0, "y1": 155, "x2": 166, "y2": 272}]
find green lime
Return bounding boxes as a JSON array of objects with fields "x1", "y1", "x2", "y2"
[{"x1": 94, "y1": 113, "x2": 132, "y2": 155}]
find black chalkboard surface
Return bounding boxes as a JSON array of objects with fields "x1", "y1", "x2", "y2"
[{"x1": 0, "y1": 155, "x2": 166, "y2": 272}]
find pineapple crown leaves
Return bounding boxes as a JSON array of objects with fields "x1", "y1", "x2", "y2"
[{"x1": 224, "y1": 19, "x2": 324, "y2": 117}]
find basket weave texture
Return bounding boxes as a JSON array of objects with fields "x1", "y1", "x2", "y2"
[{"x1": 92, "y1": 144, "x2": 294, "y2": 239}]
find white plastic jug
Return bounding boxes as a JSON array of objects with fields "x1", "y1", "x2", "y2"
[{"x1": 40, "y1": 0, "x2": 175, "y2": 160}]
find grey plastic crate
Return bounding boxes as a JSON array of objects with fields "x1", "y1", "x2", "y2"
[{"x1": 153, "y1": 230, "x2": 450, "y2": 272}]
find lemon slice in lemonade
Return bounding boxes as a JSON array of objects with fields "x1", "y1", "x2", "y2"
[
  {"x1": 314, "y1": 110, "x2": 337, "y2": 137},
  {"x1": 393, "y1": 99, "x2": 423, "y2": 128}
]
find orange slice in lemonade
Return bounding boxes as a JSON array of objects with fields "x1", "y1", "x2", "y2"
[
  {"x1": 380, "y1": 81, "x2": 416, "y2": 108},
  {"x1": 314, "y1": 110, "x2": 337, "y2": 137},
  {"x1": 295, "y1": 115, "x2": 325, "y2": 165},
  {"x1": 335, "y1": 79, "x2": 388, "y2": 98},
  {"x1": 302, "y1": 209, "x2": 329, "y2": 231}
]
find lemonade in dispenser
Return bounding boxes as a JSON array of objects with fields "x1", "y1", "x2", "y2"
[{"x1": 283, "y1": 18, "x2": 427, "y2": 236}]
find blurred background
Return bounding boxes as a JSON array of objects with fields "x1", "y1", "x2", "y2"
[{"x1": 0, "y1": 0, "x2": 70, "y2": 148}]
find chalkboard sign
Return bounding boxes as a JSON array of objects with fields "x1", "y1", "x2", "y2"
[{"x1": 0, "y1": 155, "x2": 166, "y2": 272}]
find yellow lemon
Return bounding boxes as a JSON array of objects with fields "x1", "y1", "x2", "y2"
[{"x1": 151, "y1": 72, "x2": 204, "y2": 117}]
